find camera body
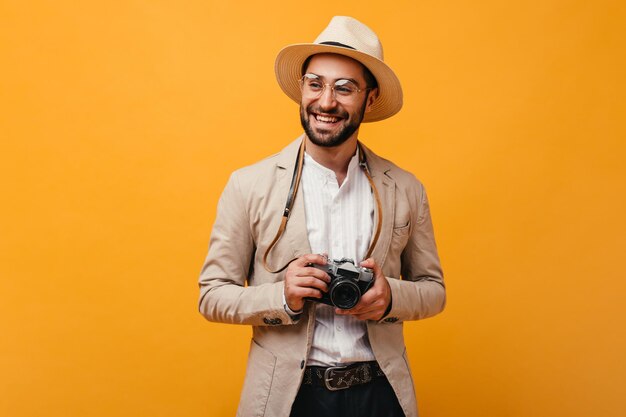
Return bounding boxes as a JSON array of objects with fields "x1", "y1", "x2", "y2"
[{"x1": 307, "y1": 258, "x2": 374, "y2": 309}]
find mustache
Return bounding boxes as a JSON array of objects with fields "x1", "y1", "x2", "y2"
[{"x1": 306, "y1": 105, "x2": 348, "y2": 118}]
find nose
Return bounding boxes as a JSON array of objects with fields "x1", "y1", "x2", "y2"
[{"x1": 317, "y1": 84, "x2": 337, "y2": 110}]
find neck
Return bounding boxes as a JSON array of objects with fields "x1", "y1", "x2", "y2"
[{"x1": 304, "y1": 135, "x2": 358, "y2": 185}]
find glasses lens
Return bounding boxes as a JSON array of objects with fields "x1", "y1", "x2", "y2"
[
  {"x1": 333, "y1": 79, "x2": 359, "y2": 97},
  {"x1": 301, "y1": 74, "x2": 324, "y2": 97},
  {"x1": 300, "y1": 74, "x2": 361, "y2": 101}
]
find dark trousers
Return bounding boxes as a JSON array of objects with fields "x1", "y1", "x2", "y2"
[{"x1": 289, "y1": 374, "x2": 406, "y2": 417}]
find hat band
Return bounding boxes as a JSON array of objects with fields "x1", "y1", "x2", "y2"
[{"x1": 318, "y1": 41, "x2": 356, "y2": 50}]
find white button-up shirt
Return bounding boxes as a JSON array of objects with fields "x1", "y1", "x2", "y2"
[{"x1": 301, "y1": 151, "x2": 376, "y2": 366}]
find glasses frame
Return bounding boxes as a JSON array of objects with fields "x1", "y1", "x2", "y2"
[{"x1": 299, "y1": 73, "x2": 372, "y2": 102}]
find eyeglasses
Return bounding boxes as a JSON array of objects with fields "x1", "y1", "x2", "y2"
[{"x1": 300, "y1": 73, "x2": 371, "y2": 103}]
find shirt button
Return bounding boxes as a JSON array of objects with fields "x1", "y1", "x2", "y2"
[{"x1": 336, "y1": 325, "x2": 342, "y2": 331}]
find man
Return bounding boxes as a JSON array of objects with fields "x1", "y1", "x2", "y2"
[{"x1": 198, "y1": 16, "x2": 445, "y2": 417}]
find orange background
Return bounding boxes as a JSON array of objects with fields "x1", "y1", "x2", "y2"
[{"x1": 1, "y1": 1, "x2": 625, "y2": 416}]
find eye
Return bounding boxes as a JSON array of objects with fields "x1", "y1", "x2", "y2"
[
  {"x1": 303, "y1": 74, "x2": 324, "y2": 91},
  {"x1": 334, "y1": 80, "x2": 357, "y2": 95},
  {"x1": 334, "y1": 85, "x2": 353, "y2": 95},
  {"x1": 307, "y1": 80, "x2": 323, "y2": 91}
]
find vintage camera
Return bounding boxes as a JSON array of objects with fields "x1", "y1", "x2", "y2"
[{"x1": 307, "y1": 258, "x2": 375, "y2": 309}]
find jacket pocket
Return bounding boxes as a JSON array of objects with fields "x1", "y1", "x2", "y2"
[
  {"x1": 237, "y1": 339, "x2": 277, "y2": 417},
  {"x1": 392, "y1": 222, "x2": 411, "y2": 236},
  {"x1": 390, "y1": 222, "x2": 411, "y2": 259}
]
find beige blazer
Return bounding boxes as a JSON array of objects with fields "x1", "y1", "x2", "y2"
[{"x1": 199, "y1": 137, "x2": 445, "y2": 417}]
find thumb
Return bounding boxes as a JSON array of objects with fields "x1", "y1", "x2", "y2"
[{"x1": 360, "y1": 258, "x2": 377, "y2": 270}]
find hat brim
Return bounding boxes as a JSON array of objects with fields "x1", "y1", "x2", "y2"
[{"x1": 274, "y1": 44, "x2": 403, "y2": 122}]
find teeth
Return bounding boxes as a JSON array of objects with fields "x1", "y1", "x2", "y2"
[{"x1": 315, "y1": 114, "x2": 339, "y2": 123}]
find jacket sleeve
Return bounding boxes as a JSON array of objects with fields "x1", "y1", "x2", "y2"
[
  {"x1": 384, "y1": 183, "x2": 446, "y2": 322},
  {"x1": 197, "y1": 172, "x2": 295, "y2": 326}
]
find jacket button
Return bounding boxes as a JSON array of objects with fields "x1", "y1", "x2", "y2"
[
  {"x1": 263, "y1": 317, "x2": 271, "y2": 325},
  {"x1": 300, "y1": 360, "x2": 305, "y2": 369},
  {"x1": 384, "y1": 317, "x2": 399, "y2": 323},
  {"x1": 272, "y1": 318, "x2": 283, "y2": 325}
]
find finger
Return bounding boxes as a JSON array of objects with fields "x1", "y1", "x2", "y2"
[
  {"x1": 286, "y1": 263, "x2": 329, "y2": 283},
  {"x1": 360, "y1": 258, "x2": 381, "y2": 273},
  {"x1": 335, "y1": 303, "x2": 368, "y2": 315},
  {"x1": 358, "y1": 288, "x2": 383, "y2": 305},
  {"x1": 292, "y1": 276, "x2": 329, "y2": 292},
  {"x1": 285, "y1": 274, "x2": 329, "y2": 295},
  {"x1": 360, "y1": 257, "x2": 376, "y2": 268},
  {"x1": 335, "y1": 305, "x2": 370, "y2": 316},
  {"x1": 353, "y1": 311, "x2": 381, "y2": 321},
  {"x1": 295, "y1": 266, "x2": 331, "y2": 282},
  {"x1": 335, "y1": 297, "x2": 385, "y2": 315},
  {"x1": 285, "y1": 290, "x2": 322, "y2": 311},
  {"x1": 290, "y1": 287, "x2": 324, "y2": 299},
  {"x1": 350, "y1": 302, "x2": 386, "y2": 319},
  {"x1": 360, "y1": 258, "x2": 384, "y2": 278},
  {"x1": 295, "y1": 253, "x2": 328, "y2": 267}
]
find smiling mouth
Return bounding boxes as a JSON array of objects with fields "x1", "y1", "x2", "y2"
[{"x1": 312, "y1": 112, "x2": 343, "y2": 124}]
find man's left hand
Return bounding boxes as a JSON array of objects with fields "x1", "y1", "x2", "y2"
[{"x1": 335, "y1": 258, "x2": 391, "y2": 321}]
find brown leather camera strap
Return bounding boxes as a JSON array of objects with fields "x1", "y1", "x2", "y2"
[
  {"x1": 262, "y1": 140, "x2": 382, "y2": 273},
  {"x1": 360, "y1": 151, "x2": 383, "y2": 261},
  {"x1": 262, "y1": 140, "x2": 306, "y2": 273}
]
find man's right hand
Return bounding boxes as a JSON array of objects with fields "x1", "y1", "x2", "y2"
[{"x1": 284, "y1": 254, "x2": 330, "y2": 312}]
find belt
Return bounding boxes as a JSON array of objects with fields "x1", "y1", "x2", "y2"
[{"x1": 302, "y1": 361, "x2": 385, "y2": 391}]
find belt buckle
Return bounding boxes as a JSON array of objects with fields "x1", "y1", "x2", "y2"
[{"x1": 324, "y1": 365, "x2": 349, "y2": 391}]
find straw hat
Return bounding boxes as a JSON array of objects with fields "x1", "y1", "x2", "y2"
[{"x1": 274, "y1": 16, "x2": 403, "y2": 122}]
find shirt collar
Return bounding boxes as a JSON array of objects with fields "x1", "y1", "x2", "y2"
[{"x1": 303, "y1": 149, "x2": 361, "y2": 183}]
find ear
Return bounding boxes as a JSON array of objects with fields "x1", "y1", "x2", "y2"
[{"x1": 364, "y1": 88, "x2": 379, "y2": 113}]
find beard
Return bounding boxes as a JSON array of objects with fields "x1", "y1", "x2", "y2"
[{"x1": 299, "y1": 98, "x2": 368, "y2": 148}]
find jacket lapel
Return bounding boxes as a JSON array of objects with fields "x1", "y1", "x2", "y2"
[
  {"x1": 275, "y1": 136, "x2": 312, "y2": 258},
  {"x1": 361, "y1": 142, "x2": 395, "y2": 267}
]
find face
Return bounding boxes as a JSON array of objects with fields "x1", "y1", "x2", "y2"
[{"x1": 299, "y1": 53, "x2": 377, "y2": 148}]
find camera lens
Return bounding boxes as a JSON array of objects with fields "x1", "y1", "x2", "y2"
[{"x1": 330, "y1": 279, "x2": 360, "y2": 309}]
